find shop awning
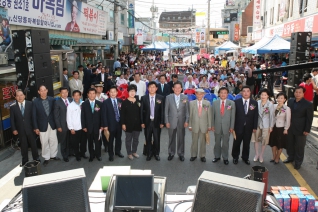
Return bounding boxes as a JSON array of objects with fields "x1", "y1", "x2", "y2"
[
  {"x1": 75, "y1": 38, "x2": 118, "y2": 46},
  {"x1": 49, "y1": 34, "x2": 78, "y2": 46}
]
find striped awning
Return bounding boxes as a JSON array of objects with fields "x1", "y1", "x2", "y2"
[{"x1": 49, "y1": 34, "x2": 77, "y2": 46}]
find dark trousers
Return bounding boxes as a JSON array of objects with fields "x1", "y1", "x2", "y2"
[
  {"x1": 125, "y1": 131, "x2": 140, "y2": 155},
  {"x1": 231, "y1": 127, "x2": 253, "y2": 160},
  {"x1": 287, "y1": 133, "x2": 306, "y2": 166},
  {"x1": 87, "y1": 132, "x2": 101, "y2": 158},
  {"x1": 57, "y1": 129, "x2": 70, "y2": 159},
  {"x1": 71, "y1": 130, "x2": 87, "y2": 158},
  {"x1": 313, "y1": 93, "x2": 318, "y2": 111},
  {"x1": 108, "y1": 122, "x2": 122, "y2": 156},
  {"x1": 19, "y1": 132, "x2": 39, "y2": 164},
  {"x1": 145, "y1": 121, "x2": 161, "y2": 156}
]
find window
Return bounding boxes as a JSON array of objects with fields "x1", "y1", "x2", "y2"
[
  {"x1": 173, "y1": 17, "x2": 175, "y2": 20},
  {"x1": 183, "y1": 16, "x2": 186, "y2": 19},
  {"x1": 277, "y1": 4, "x2": 280, "y2": 22},
  {"x1": 120, "y1": 13, "x2": 125, "y2": 25},
  {"x1": 178, "y1": 16, "x2": 181, "y2": 20},
  {"x1": 167, "y1": 17, "x2": 170, "y2": 20},
  {"x1": 270, "y1": 7, "x2": 274, "y2": 24},
  {"x1": 162, "y1": 17, "x2": 165, "y2": 20},
  {"x1": 110, "y1": 10, "x2": 114, "y2": 22},
  {"x1": 299, "y1": 0, "x2": 308, "y2": 14},
  {"x1": 264, "y1": 11, "x2": 267, "y2": 26}
]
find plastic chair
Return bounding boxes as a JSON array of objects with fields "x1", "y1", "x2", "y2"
[
  {"x1": 204, "y1": 94, "x2": 214, "y2": 105},
  {"x1": 235, "y1": 94, "x2": 242, "y2": 100},
  {"x1": 227, "y1": 94, "x2": 235, "y2": 100},
  {"x1": 184, "y1": 89, "x2": 195, "y2": 95},
  {"x1": 203, "y1": 88, "x2": 211, "y2": 94},
  {"x1": 187, "y1": 94, "x2": 197, "y2": 101}
]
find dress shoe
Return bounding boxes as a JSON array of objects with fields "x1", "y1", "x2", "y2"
[
  {"x1": 242, "y1": 159, "x2": 250, "y2": 165},
  {"x1": 154, "y1": 155, "x2": 160, "y2": 161},
  {"x1": 43, "y1": 160, "x2": 49, "y2": 166},
  {"x1": 253, "y1": 156, "x2": 259, "y2": 162},
  {"x1": 224, "y1": 160, "x2": 229, "y2": 165},
  {"x1": 69, "y1": 153, "x2": 76, "y2": 157},
  {"x1": 76, "y1": 157, "x2": 81, "y2": 161},
  {"x1": 146, "y1": 156, "x2": 152, "y2": 161},
  {"x1": 63, "y1": 158, "x2": 69, "y2": 162},
  {"x1": 212, "y1": 158, "x2": 221, "y2": 163},
  {"x1": 179, "y1": 156, "x2": 185, "y2": 161},
  {"x1": 233, "y1": 159, "x2": 238, "y2": 164},
  {"x1": 50, "y1": 157, "x2": 61, "y2": 161},
  {"x1": 128, "y1": 155, "x2": 134, "y2": 160},
  {"x1": 81, "y1": 155, "x2": 88, "y2": 159},
  {"x1": 283, "y1": 159, "x2": 294, "y2": 163},
  {"x1": 20, "y1": 161, "x2": 28, "y2": 167},
  {"x1": 168, "y1": 155, "x2": 174, "y2": 161},
  {"x1": 115, "y1": 152, "x2": 124, "y2": 158},
  {"x1": 190, "y1": 157, "x2": 197, "y2": 161},
  {"x1": 132, "y1": 153, "x2": 140, "y2": 158},
  {"x1": 89, "y1": 157, "x2": 94, "y2": 162},
  {"x1": 201, "y1": 157, "x2": 206, "y2": 162},
  {"x1": 270, "y1": 159, "x2": 275, "y2": 163},
  {"x1": 274, "y1": 161, "x2": 279, "y2": 164},
  {"x1": 294, "y1": 164, "x2": 301, "y2": 170},
  {"x1": 259, "y1": 157, "x2": 264, "y2": 163},
  {"x1": 97, "y1": 157, "x2": 102, "y2": 161},
  {"x1": 109, "y1": 156, "x2": 114, "y2": 161}
]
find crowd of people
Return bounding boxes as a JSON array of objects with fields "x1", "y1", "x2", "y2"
[{"x1": 9, "y1": 52, "x2": 316, "y2": 171}]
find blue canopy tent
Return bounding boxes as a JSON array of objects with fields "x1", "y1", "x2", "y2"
[
  {"x1": 142, "y1": 42, "x2": 167, "y2": 51},
  {"x1": 241, "y1": 37, "x2": 272, "y2": 54},
  {"x1": 257, "y1": 34, "x2": 290, "y2": 54}
]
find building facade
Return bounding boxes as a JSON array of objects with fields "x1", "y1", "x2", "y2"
[{"x1": 159, "y1": 11, "x2": 195, "y2": 31}]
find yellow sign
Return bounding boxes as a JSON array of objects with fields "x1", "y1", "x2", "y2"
[
  {"x1": 53, "y1": 81, "x2": 61, "y2": 90},
  {"x1": 195, "y1": 12, "x2": 206, "y2": 16}
]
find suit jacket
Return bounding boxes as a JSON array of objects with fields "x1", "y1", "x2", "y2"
[
  {"x1": 141, "y1": 94, "x2": 164, "y2": 128},
  {"x1": 257, "y1": 100, "x2": 275, "y2": 129},
  {"x1": 63, "y1": 75, "x2": 70, "y2": 91},
  {"x1": 273, "y1": 104, "x2": 291, "y2": 129},
  {"x1": 101, "y1": 98, "x2": 123, "y2": 132},
  {"x1": 189, "y1": 100, "x2": 212, "y2": 133},
  {"x1": 287, "y1": 98, "x2": 313, "y2": 135},
  {"x1": 234, "y1": 98, "x2": 258, "y2": 134},
  {"x1": 156, "y1": 83, "x2": 170, "y2": 97},
  {"x1": 83, "y1": 68, "x2": 95, "y2": 88},
  {"x1": 211, "y1": 99, "x2": 235, "y2": 134},
  {"x1": 97, "y1": 73, "x2": 108, "y2": 93},
  {"x1": 81, "y1": 100, "x2": 102, "y2": 134},
  {"x1": 69, "y1": 78, "x2": 83, "y2": 94},
  {"x1": 164, "y1": 94, "x2": 189, "y2": 129},
  {"x1": 54, "y1": 97, "x2": 73, "y2": 130},
  {"x1": 32, "y1": 97, "x2": 56, "y2": 132},
  {"x1": 10, "y1": 100, "x2": 33, "y2": 135}
]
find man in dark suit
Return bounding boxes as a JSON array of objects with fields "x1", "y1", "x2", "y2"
[
  {"x1": 156, "y1": 74, "x2": 170, "y2": 97},
  {"x1": 102, "y1": 85, "x2": 124, "y2": 161},
  {"x1": 32, "y1": 85, "x2": 59, "y2": 166},
  {"x1": 141, "y1": 81, "x2": 165, "y2": 161},
  {"x1": 83, "y1": 64, "x2": 95, "y2": 100},
  {"x1": 284, "y1": 86, "x2": 313, "y2": 169},
  {"x1": 10, "y1": 89, "x2": 40, "y2": 166},
  {"x1": 97, "y1": 67, "x2": 108, "y2": 93},
  {"x1": 54, "y1": 87, "x2": 73, "y2": 162},
  {"x1": 62, "y1": 68, "x2": 70, "y2": 97},
  {"x1": 231, "y1": 85, "x2": 258, "y2": 165},
  {"x1": 81, "y1": 88, "x2": 103, "y2": 162},
  {"x1": 168, "y1": 74, "x2": 182, "y2": 94}
]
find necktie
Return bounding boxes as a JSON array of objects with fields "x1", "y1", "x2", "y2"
[
  {"x1": 161, "y1": 84, "x2": 164, "y2": 92},
  {"x1": 244, "y1": 100, "x2": 248, "y2": 114},
  {"x1": 90, "y1": 102, "x2": 94, "y2": 113},
  {"x1": 150, "y1": 97, "x2": 154, "y2": 118},
  {"x1": 64, "y1": 99, "x2": 68, "y2": 107},
  {"x1": 221, "y1": 101, "x2": 225, "y2": 115},
  {"x1": 20, "y1": 103, "x2": 24, "y2": 116},
  {"x1": 198, "y1": 101, "x2": 202, "y2": 116},
  {"x1": 113, "y1": 100, "x2": 120, "y2": 122},
  {"x1": 176, "y1": 96, "x2": 180, "y2": 109}
]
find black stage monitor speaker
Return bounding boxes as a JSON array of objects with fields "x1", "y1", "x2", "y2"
[
  {"x1": 22, "y1": 168, "x2": 90, "y2": 212},
  {"x1": 284, "y1": 85, "x2": 295, "y2": 99},
  {"x1": 25, "y1": 29, "x2": 50, "y2": 54},
  {"x1": 288, "y1": 70, "x2": 303, "y2": 86},
  {"x1": 15, "y1": 53, "x2": 52, "y2": 78},
  {"x1": 192, "y1": 171, "x2": 265, "y2": 212}
]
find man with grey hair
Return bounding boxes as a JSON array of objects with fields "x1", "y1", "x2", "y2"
[{"x1": 184, "y1": 75, "x2": 197, "y2": 89}]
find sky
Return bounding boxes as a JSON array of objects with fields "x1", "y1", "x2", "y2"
[{"x1": 134, "y1": 0, "x2": 226, "y2": 29}]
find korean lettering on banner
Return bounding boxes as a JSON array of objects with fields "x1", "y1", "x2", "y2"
[
  {"x1": 32, "y1": 0, "x2": 64, "y2": 17},
  {"x1": 253, "y1": 0, "x2": 261, "y2": 30},
  {"x1": 2, "y1": 85, "x2": 18, "y2": 100}
]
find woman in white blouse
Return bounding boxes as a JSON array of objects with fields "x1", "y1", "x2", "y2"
[
  {"x1": 184, "y1": 75, "x2": 197, "y2": 89},
  {"x1": 268, "y1": 92, "x2": 291, "y2": 164}
]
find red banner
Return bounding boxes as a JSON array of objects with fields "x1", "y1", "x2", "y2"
[{"x1": 234, "y1": 24, "x2": 240, "y2": 41}]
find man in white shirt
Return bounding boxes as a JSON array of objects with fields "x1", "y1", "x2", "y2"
[
  {"x1": 184, "y1": 75, "x2": 197, "y2": 89},
  {"x1": 130, "y1": 72, "x2": 146, "y2": 98},
  {"x1": 67, "y1": 90, "x2": 87, "y2": 161}
]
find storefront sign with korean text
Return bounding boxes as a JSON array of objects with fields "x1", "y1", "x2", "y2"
[{"x1": 253, "y1": 0, "x2": 261, "y2": 31}]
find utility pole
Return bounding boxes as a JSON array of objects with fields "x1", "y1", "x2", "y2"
[
  {"x1": 114, "y1": 0, "x2": 119, "y2": 60},
  {"x1": 207, "y1": 0, "x2": 210, "y2": 53},
  {"x1": 150, "y1": 0, "x2": 157, "y2": 43}
]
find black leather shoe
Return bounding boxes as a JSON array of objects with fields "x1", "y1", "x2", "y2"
[
  {"x1": 63, "y1": 158, "x2": 69, "y2": 162},
  {"x1": 43, "y1": 160, "x2": 49, "y2": 166},
  {"x1": 201, "y1": 157, "x2": 206, "y2": 162},
  {"x1": 146, "y1": 156, "x2": 152, "y2": 161},
  {"x1": 50, "y1": 157, "x2": 61, "y2": 161},
  {"x1": 190, "y1": 157, "x2": 197, "y2": 161},
  {"x1": 76, "y1": 157, "x2": 81, "y2": 161},
  {"x1": 243, "y1": 159, "x2": 250, "y2": 165},
  {"x1": 294, "y1": 164, "x2": 301, "y2": 170},
  {"x1": 69, "y1": 153, "x2": 76, "y2": 157},
  {"x1": 115, "y1": 153, "x2": 124, "y2": 158},
  {"x1": 81, "y1": 155, "x2": 88, "y2": 159},
  {"x1": 154, "y1": 155, "x2": 160, "y2": 161},
  {"x1": 179, "y1": 156, "x2": 185, "y2": 161},
  {"x1": 34, "y1": 158, "x2": 41, "y2": 163},
  {"x1": 283, "y1": 159, "x2": 294, "y2": 163},
  {"x1": 270, "y1": 159, "x2": 275, "y2": 163},
  {"x1": 109, "y1": 156, "x2": 114, "y2": 161},
  {"x1": 168, "y1": 155, "x2": 174, "y2": 161},
  {"x1": 233, "y1": 159, "x2": 238, "y2": 164},
  {"x1": 224, "y1": 160, "x2": 229, "y2": 165},
  {"x1": 97, "y1": 157, "x2": 102, "y2": 161},
  {"x1": 89, "y1": 157, "x2": 94, "y2": 162},
  {"x1": 212, "y1": 158, "x2": 221, "y2": 163}
]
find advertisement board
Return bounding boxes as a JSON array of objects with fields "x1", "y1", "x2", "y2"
[
  {"x1": 253, "y1": 0, "x2": 261, "y2": 31},
  {"x1": 4, "y1": 0, "x2": 107, "y2": 35}
]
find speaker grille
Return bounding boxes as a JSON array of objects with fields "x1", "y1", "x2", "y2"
[
  {"x1": 23, "y1": 178, "x2": 90, "y2": 212},
  {"x1": 192, "y1": 180, "x2": 262, "y2": 212}
]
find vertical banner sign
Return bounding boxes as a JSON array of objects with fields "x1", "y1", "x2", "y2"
[
  {"x1": 279, "y1": 0, "x2": 286, "y2": 20},
  {"x1": 0, "y1": 7, "x2": 11, "y2": 47},
  {"x1": 234, "y1": 24, "x2": 240, "y2": 41},
  {"x1": 253, "y1": 0, "x2": 262, "y2": 31},
  {"x1": 200, "y1": 28, "x2": 205, "y2": 43},
  {"x1": 128, "y1": 0, "x2": 135, "y2": 34},
  {"x1": 195, "y1": 29, "x2": 200, "y2": 43}
]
